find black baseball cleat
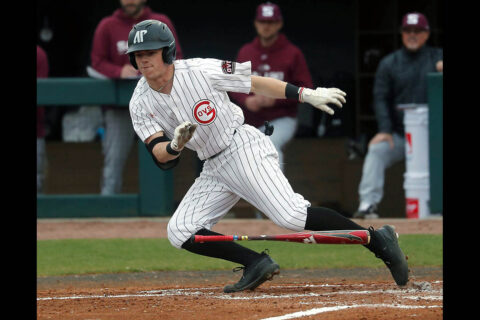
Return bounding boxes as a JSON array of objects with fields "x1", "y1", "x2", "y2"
[
  {"x1": 223, "y1": 250, "x2": 280, "y2": 293},
  {"x1": 353, "y1": 204, "x2": 379, "y2": 219},
  {"x1": 368, "y1": 225, "x2": 409, "y2": 286}
]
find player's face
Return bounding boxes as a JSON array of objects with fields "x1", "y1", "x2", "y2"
[
  {"x1": 134, "y1": 49, "x2": 166, "y2": 79},
  {"x1": 401, "y1": 27, "x2": 429, "y2": 51},
  {"x1": 120, "y1": 0, "x2": 146, "y2": 17},
  {"x1": 254, "y1": 20, "x2": 283, "y2": 41}
]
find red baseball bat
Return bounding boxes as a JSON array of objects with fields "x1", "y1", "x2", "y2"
[{"x1": 193, "y1": 230, "x2": 370, "y2": 245}]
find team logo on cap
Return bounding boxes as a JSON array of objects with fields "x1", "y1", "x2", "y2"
[
  {"x1": 406, "y1": 13, "x2": 420, "y2": 25},
  {"x1": 221, "y1": 60, "x2": 236, "y2": 74},
  {"x1": 262, "y1": 5, "x2": 275, "y2": 17},
  {"x1": 193, "y1": 99, "x2": 217, "y2": 125}
]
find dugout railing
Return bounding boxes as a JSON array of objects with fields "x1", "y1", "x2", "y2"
[{"x1": 36, "y1": 78, "x2": 173, "y2": 218}]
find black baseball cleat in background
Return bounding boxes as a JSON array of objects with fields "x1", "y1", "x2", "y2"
[
  {"x1": 368, "y1": 225, "x2": 409, "y2": 286},
  {"x1": 353, "y1": 204, "x2": 379, "y2": 219},
  {"x1": 223, "y1": 250, "x2": 280, "y2": 293}
]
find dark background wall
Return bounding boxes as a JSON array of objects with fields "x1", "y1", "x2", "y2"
[
  {"x1": 37, "y1": 0, "x2": 356, "y2": 138},
  {"x1": 37, "y1": 0, "x2": 444, "y2": 141},
  {"x1": 36, "y1": 0, "x2": 355, "y2": 80}
]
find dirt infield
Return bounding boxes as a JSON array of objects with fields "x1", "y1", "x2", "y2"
[{"x1": 37, "y1": 217, "x2": 443, "y2": 319}]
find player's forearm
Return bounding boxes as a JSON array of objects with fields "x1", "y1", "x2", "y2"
[
  {"x1": 91, "y1": 57, "x2": 123, "y2": 78},
  {"x1": 250, "y1": 75, "x2": 347, "y2": 116},
  {"x1": 250, "y1": 75, "x2": 288, "y2": 99},
  {"x1": 152, "y1": 142, "x2": 181, "y2": 163},
  {"x1": 145, "y1": 132, "x2": 180, "y2": 163}
]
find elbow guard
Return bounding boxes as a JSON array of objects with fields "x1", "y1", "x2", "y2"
[
  {"x1": 145, "y1": 136, "x2": 180, "y2": 170},
  {"x1": 153, "y1": 157, "x2": 180, "y2": 170}
]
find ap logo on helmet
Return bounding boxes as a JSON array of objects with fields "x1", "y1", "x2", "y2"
[{"x1": 134, "y1": 30, "x2": 148, "y2": 44}]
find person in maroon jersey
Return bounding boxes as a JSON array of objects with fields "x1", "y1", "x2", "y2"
[
  {"x1": 230, "y1": 2, "x2": 313, "y2": 171},
  {"x1": 89, "y1": 0, "x2": 183, "y2": 195},
  {"x1": 37, "y1": 45, "x2": 49, "y2": 193}
]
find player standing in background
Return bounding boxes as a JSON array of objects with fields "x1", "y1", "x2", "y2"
[
  {"x1": 90, "y1": 0, "x2": 183, "y2": 195},
  {"x1": 353, "y1": 12, "x2": 443, "y2": 219},
  {"x1": 127, "y1": 20, "x2": 409, "y2": 293},
  {"x1": 37, "y1": 45, "x2": 49, "y2": 193},
  {"x1": 230, "y1": 2, "x2": 313, "y2": 171}
]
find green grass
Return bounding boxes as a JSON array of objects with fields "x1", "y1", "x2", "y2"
[{"x1": 37, "y1": 235, "x2": 442, "y2": 277}]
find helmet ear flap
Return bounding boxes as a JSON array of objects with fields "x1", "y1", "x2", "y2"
[
  {"x1": 129, "y1": 53, "x2": 138, "y2": 69},
  {"x1": 162, "y1": 43, "x2": 176, "y2": 64}
]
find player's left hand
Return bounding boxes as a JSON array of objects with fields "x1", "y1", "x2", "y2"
[
  {"x1": 171, "y1": 121, "x2": 198, "y2": 151},
  {"x1": 301, "y1": 87, "x2": 346, "y2": 115}
]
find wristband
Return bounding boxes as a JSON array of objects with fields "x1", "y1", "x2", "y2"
[
  {"x1": 285, "y1": 83, "x2": 304, "y2": 101},
  {"x1": 166, "y1": 142, "x2": 181, "y2": 155}
]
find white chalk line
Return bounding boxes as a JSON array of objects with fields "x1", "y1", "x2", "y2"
[
  {"x1": 259, "y1": 304, "x2": 443, "y2": 320},
  {"x1": 137, "y1": 283, "x2": 365, "y2": 293},
  {"x1": 38, "y1": 283, "x2": 442, "y2": 302},
  {"x1": 403, "y1": 295, "x2": 443, "y2": 301}
]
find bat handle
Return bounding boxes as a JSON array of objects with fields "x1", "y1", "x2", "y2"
[{"x1": 193, "y1": 235, "x2": 238, "y2": 243}]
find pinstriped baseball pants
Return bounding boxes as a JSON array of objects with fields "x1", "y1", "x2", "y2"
[{"x1": 167, "y1": 124, "x2": 311, "y2": 249}]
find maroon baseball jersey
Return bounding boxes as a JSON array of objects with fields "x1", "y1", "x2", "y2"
[
  {"x1": 90, "y1": 6, "x2": 183, "y2": 79},
  {"x1": 229, "y1": 33, "x2": 312, "y2": 128},
  {"x1": 37, "y1": 45, "x2": 49, "y2": 138}
]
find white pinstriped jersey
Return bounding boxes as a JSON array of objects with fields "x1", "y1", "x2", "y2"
[
  {"x1": 129, "y1": 58, "x2": 252, "y2": 160},
  {"x1": 129, "y1": 57, "x2": 311, "y2": 249}
]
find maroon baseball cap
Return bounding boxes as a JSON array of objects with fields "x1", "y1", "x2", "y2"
[
  {"x1": 255, "y1": 2, "x2": 283, "y2": 21},
  {"x1": 401, "y1": 12, "x2": 430, "y2": 30}
]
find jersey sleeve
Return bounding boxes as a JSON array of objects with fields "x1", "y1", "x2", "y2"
[
  {"x1": 129, "y1": 98, "x2": 164, "y2": 142},
  {"x1": 200, "y1": 58, "x2": 252, "y2": 94}
]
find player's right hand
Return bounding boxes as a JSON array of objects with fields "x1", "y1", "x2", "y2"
[
  {"x1": 171, "y1": 121, "x2": 198, "y2": 151},
  {"x1": 369, "y1": 132, "x2": 394, "y2": 149},
  {"x1": 301, "y1": 87, "x2": 346, "y2": 115},
  {"x1": 120, "y1": 64, "x2": 139, "y2": 78}
]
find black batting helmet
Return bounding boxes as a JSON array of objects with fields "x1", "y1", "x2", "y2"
[{"x1": 126, "y1": 19, "x2": 176, "y2": 69}]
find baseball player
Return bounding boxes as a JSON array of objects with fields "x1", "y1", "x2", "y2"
[
  {"x1": 230, "y1": 2, "x2": 313, "y2": 171},
  {"x1": 90, "y1": 0, "x2": 183, "y2": 195},
  {"x1": 353, "y1": 12, "x2": 443, "y2": 219},
  {"x1": 127, "y1": 20, "x2": 409, "y2": 293}
]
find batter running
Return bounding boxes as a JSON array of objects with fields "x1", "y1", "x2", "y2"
[{"x1": 127, "y1": 20, "x2": 409, "y2": 293}]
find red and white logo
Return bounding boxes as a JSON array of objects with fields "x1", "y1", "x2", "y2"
[
  {"x1": 193, "y1": 99, "x2": 216, "y2": 125},
  {"x1": 406, "y1": 198, "x2": 419, "y2": 219},
  {"x1": 405, "y1": 132, "x2": 413, "y2": 154},
  {"x1": 221, "y1": 60, "x2": 236, "y2": 74}
]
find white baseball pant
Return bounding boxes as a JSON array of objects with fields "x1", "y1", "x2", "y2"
[{"x1": 167, "y1": 124, "x2": 311, "y2": 248}]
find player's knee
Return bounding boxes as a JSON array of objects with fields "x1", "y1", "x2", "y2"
[
  {"x1": 277, "y1": 212, "x2": 307, "y2": 232},
  {"x1": 367, "y1": 142, "x2": 391, "y2": 158},
  {"x1": 167, "y1": 221, "x2": 189, "y2": 249}
]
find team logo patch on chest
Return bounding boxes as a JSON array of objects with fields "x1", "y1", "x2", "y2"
[{"x1": 193, "y1": 99, "x2": 217, "y2": 125}]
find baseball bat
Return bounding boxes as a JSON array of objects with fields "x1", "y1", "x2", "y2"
[{"x1": 193, "y1": 230, "x2": 370, "y2": 245}]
